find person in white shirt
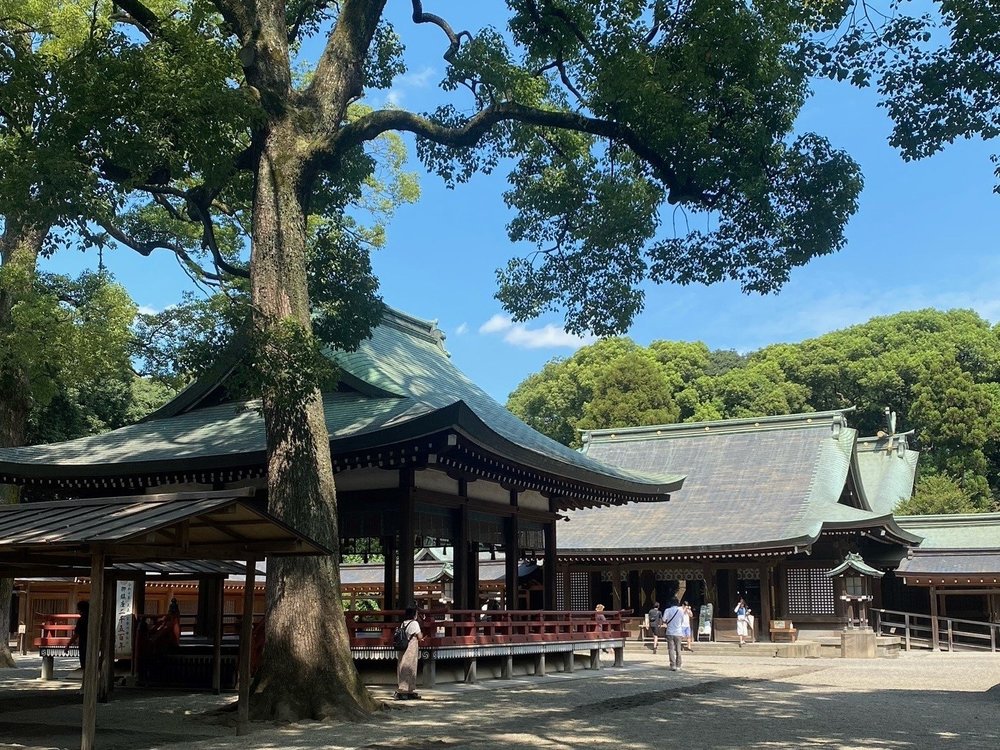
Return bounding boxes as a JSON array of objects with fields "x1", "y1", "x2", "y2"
[
  {"x1": 395, "y1": 606, "x2": 423, "y2": 699},
  {"x1": 662, "y1": 598, "x2": 685, "y2": 670}
]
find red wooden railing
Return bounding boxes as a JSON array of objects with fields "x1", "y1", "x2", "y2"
[{"x1": 344, "y1": 609, "x2": 628, "y2": 648}]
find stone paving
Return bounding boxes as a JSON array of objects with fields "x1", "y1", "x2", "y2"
[{"x1": 1, "y1": 649, "x2": 997, "y2": 750}]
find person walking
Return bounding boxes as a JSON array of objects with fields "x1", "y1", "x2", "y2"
[
  {"x1": 734, "y1": 597, "x2": 751, "y2": 646},
  {"x1": 662, "y1": 598, "x2": 685, "y2": 671},
  {"x1": 647, "y1": 601, "x2": 663, "y2": 653},
  {"x1": 394, "y1": 606, "x2": 423, "y2": 700}
]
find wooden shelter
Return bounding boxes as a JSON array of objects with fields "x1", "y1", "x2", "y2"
[
  {"x1": 0, "y1": 489, "x2": 328, "y2": 750},
  {"x1": 557, "y1": 411, "x2": 921, "y2": 640}
]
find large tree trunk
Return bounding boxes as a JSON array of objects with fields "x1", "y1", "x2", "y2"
[
  {"x1": 246, "y1": 121, "x2": 377, "y2": 720},
  {"x1": 0, "y1": 219, "x2": 47, "y2": 668}
]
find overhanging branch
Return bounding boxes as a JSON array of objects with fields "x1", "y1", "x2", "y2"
[{"x1": 331, "y1": 103, "x2": 699, "y2": 203}]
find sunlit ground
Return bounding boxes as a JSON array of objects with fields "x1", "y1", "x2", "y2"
[{"x1": 1, "y1": 650, "x2": 997, "y2": 750}]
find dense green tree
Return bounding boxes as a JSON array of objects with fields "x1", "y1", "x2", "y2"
[{"x1": 895, "y1": 472, "x2": 982, "y2": 515}]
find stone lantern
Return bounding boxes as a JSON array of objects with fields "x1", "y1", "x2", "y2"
[{"x1": 827, "y1": 552, "x2": 883, "y2": 631}]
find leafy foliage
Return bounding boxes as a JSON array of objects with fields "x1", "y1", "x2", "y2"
[{"x1": 895, "y1": 471, "x2": 980, "y2": 515}]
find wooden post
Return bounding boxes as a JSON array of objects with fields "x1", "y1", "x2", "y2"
[
  {"x1": 543, "y1": 518, "x2": 557, "y2": 610},
  {"x1": 382, "y1": 535, "x2": 396, "y2": 610},
  {"x1": 452, "y1": 506, "x2": 469, "y2": 609},
  {"x1": 505, "y1": 515, "x2": 519, "y2": 611},
  {"x1": 81, "y1": 548, "x2": 105, "y2": 750},
  {"x1": 930, "y1": 585, "x2": 940, "y2": 651},
  {"x1": 760, "y1": 564, "x2": 773, "y2": 643},
  {"x1": 611, "y1": 566, "x2": 622, "y2": 612},
  {"x1": 398, "y1": 476, "x2": 415, "y2": 609},
  {"x1": 99, "y1": 573, "x2": 115, "y2": 702},
  {"x1": 237, "y1": 556, "x2": 256, "y2": 735},
  {"x1": 212, "y1": 576, "x2": 224, "y2": 693}
]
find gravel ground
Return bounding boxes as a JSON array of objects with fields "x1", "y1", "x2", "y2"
[{"x1": 1, "y1": 649, "x2": 997, "y2": 750}]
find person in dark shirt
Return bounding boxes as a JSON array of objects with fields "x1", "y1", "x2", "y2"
[{"x1": 66, "y1": 600, "x2": 89, "y2": 670}]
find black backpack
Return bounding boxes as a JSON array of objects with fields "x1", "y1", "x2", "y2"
[{"x1": 393, "y1": 620, "x2": 412, "y2": 649}]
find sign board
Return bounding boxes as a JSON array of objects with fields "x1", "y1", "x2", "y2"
[
  {"x1": 114, "y1": 580, "x2": 134, "y2": 658},
  {"x1": 697, "y1": 602, "x2": 713, "y2": 640}
]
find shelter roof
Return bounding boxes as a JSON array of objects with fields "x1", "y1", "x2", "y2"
[
  {"x1": 560, "y1": 410, "x2": 919, "y2": 560},
  {"x1": 827, "y1": 552, "x2": 884, "y2": 578},
  {"x1": 855, "y1": 435, "x2": 918, "y2": 515},
  {"x1": 0, "y1": 308, "x2": 681, "y2": 507},
  {"x1": 897, "y1": 550, "x2": 1000, "y2": 578},
  {"x1": 0, "y1": 489, "x2": 330, "y2": 571}
]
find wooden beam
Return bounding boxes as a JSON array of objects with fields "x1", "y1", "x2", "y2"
[
  {"x1": 398, "y1": 473, "x2": 415, "y2": 609},
  {"x1": 237, "y1": 556, "x2": 256, "y2": 734},
  {"x1": 930, "y1": 585, "x2": 940, "y2": 651},
  {"x1": 81, "y1": 548, "x2": 105, "y2": 750},
  {"x1": 543, "y1": 519, "x2": 557, "y2": 610},
  {"x1": 99, "y1": 573, "x2": 115, "y2": 703}
]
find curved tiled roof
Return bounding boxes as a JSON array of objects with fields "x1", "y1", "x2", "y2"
[
  {"x1": 561, "y1": 411, "x2": 919, "y2": 557},
  {"x1": 0, "y1": 307, "x2": 682, "y2": 499}
]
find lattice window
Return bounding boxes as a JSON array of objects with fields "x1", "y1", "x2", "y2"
[
  {"x1": 570, "y1": 572, "x2": 590, "y2": 611},
  {"x1": 655, "y1": 569, "x2": 704, "y2": 581},
  {"x1": 787, "y1": 567, "x2": 835, "y2": 615},
  {"x1": 736, "y1": 568, "x2": 761, "y2": 580}
]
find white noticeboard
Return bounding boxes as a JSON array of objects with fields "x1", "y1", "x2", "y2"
[{"x1": 114, "y1": 580, "x2": 134, "y2": 658}]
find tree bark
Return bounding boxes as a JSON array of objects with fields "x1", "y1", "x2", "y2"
[
  {"x1": 234, "y1": 0, "x2": 387, "y2": 721},
  {"x1": 0, "y1": 218, "x2": 47, "y2": 668},
  {"x1": 246, "y1": 119, "x2": 378, "y2": 720}
]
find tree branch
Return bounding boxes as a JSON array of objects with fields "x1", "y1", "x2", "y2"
[
  {"x1": 331, "y1": 103, "x2": 699, "y2": 203},
  {"x1": 411, "y1": 0, "x2": 468, "y2": 63},
  {"x1": 111, "y1": 0, "x2": 161, "y2": 36},
  {"x1": 94, "y1": 219, "x2": 237, "y2": 283},
  {"x1": 208, "y1": 0, "x2": 251, "y2": 44}
]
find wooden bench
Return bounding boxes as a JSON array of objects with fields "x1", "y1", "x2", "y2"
[{"x1": 769, "y1": 620, "x2": 798, "y2": 642}]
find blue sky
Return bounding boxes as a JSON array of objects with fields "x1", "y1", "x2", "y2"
[{"x1": 41, "y1": 4, "x2": 1000, "y2": 404}]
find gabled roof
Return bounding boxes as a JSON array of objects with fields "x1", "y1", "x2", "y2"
[
  {"x1": 827, "y1": 552, "x2": 884, "y2": 578},
  {"x1": 855, "y1": 435, "x2": 919, "y2": 515},
  {"x1": 0, "y1": 307, "x2": 682, "y2": 507},
  {"x1": 560, "y1": 410, "x2": 919, "y2": 560},
  {"x1": 897, "y1": 550, "x2": 1000, "y2": 578}
]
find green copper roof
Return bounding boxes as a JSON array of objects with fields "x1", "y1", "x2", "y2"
[
  {"x1": 826, "y1": 552, "x2": 884, "y2": 578},
  {"x1": 560, "y1": 411, "x2": 919, "y2": 557},
  {"x1": 0, "y1": 307, "x2": 682, "y2": 499},
  {"x1": 855, "y1": 435, "x2": 919, "y2": 515},
  {"x1": 897, "y1": 513, "x2": 1000, "y2": 549}
]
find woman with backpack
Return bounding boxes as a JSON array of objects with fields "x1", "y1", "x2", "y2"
[{"x1": 395, "y1": 606, "x2": 423, "y2": 700}]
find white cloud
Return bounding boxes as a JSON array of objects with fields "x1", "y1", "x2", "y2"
[
  {"x1": 383, "y1": 66, "x2": 435, "y2": 108},
  {"x1": 503, "y1": 324, "x2": 597, "y2": 350},
  {"x1": 137, "y1": 305, "x2": 159, "y2": 316},
  {"x1": 455, "y1": 322, "x2": 469, "y2": 335},
  {"x1": 479, "y1": 314, "x2": 513, "y2": 334},
  {"x1": 478, "y1": 314, "x2": 595, "y2": 350}
]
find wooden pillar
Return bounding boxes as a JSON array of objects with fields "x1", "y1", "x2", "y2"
[
  {"x1": 212, "y1": 576, "x2": 224, "y2": 693},
  {"x1": 398, "y1": 473, "x2": 415, "y2": 609},
  {"x1": 760, "y1": 564, "x2": 773, "y2": 643},
  {"x1": 382, "y1": 535, "x2": 396, "y2": 610},
  {"x1": 99, "y1": 574, "x2": 115, "y2": 703},
  {"x1": 505, "y1": 515, "x2": 519, "y2": 611},
  {"x1": 543, "y1": 518, "x2": 557, "y2": 610},
  {"x1": 930, "y1": 585, "x2": 940, "y2": 651},
  {"x1": 453, "y1": 506, "x2": 469, "y2": 609},
  {"x1": 611, "y1": 565, "x2": 622, "y2": 611},
  {"x1": 237, "y1": 556, "x2": 256, "y2": 734},
  {"x1": 81, "y1": 549, "x2": 105, "y2": 750}
]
